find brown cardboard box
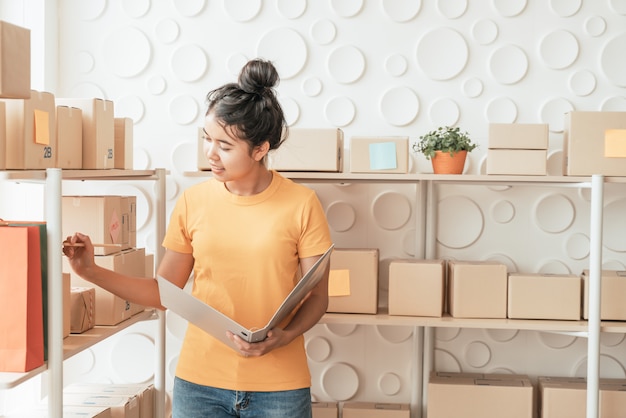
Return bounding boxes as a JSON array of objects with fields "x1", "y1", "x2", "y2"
[
  {"x1": 62, "y1": 195, "x2": 124, "y2": 256},
  {"x1": 268, "y1": 128, "x2": 343, "y2": 172},
  {"x1": 4, "y1": 405, "x2": 112, "y2": 417},
  {"x1": 0, "y1": 21, "x2": 30, "y2": 99},
  {"x1": 114, "y1": 117, "x2": 133, "y2": 169},
  {"x1": 582, "y1": 270, "x2": 626, "y2": 320},
  {"x1": 56, "y1": 105, "x2": 83, "y2": 168},
  {"x1": 388, "y1": 259, "x2": 445, "y2": 317},
  {"x1": 65, "y1": 383, "x2": 154, "y2": 418},
  {"x1": 488, "y1": 123, "x2": 549, "y2": 149},
  {"x1": 349, "y1": 136, "x2": 409, "y2": 173},
  {"x1": 563, "y1": 111, "x2": 626, "y2": 176},
  {"x1": 63, "y1": 273, "x2": 71, "y2": 338},
  {"x1": 70, "y1": 287, "x2": 96, "y2": 333},
  {"x1": 145, "y1": 253, "x2": 154, "y2": 277},
  {"x1": 56, "y1": 98, "x2": 115, "y2": 169},
  {"x1": 62, "y1": 393, "x2": 139, "y2": 418},
  {"x1": 3, "y1": 90, "x2": 57, "y2": 169},
  {"x1": 539, "y1": 376, "x2": 626, "y2": 418},
  {"x1": 342, "y1": 402, "x2": 410, "y2": 418},
  {"x1": 327, "y1": 248, "x2": 379, "y2": 314},
  {"x1": 65, "y1": 248, "x2": 145, "y2": 325},
  {"x1": 119, "y1": 196, "x2": 136, "y2": 250},
  {"x1": 448, "y1": 260, "x2": 508, "y2": 318},
  {"x1": 508, "y1": 273, "x2": 581, "y2": 320},
  {"x1": 0, "y1": 101, "x2": 5, "y2": 169},
  {"x1": 429, "y1": 371, "x2": 533, "y2": 418},
  {"x1": 486, "y1": 149, "x2": 547, "y2": 175},
  {"x1": 312, "y1": 402, "x2": 338, "y2": 418}
]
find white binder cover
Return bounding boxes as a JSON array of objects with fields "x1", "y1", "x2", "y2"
[{"x1": 157, "y1": 244, "x2": 334, "y2": 351}]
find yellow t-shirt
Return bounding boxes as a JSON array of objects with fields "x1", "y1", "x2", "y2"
[{"x1": 162, "y1": 171, "x2": 332, "y2": 391}]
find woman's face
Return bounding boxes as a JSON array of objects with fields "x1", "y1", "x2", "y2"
[{"x1": 202, "y1": 113, "x2": 267, "y2": 182}]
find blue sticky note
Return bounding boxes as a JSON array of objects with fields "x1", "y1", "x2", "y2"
[{"x1": 369, "y1": 142, "x2": 397, "y2": 170}]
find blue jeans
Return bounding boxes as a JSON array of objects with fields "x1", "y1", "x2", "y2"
[{"x1": 173, "y1": 377, "x2": 313, "y2": 418}]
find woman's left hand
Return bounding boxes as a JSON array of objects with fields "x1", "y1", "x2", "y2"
[{"x1": 227, "y1": 327, "x2": 291, "y2": 358}]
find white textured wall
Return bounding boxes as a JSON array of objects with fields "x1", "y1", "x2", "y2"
[{"x1": 2, "y1": 0, "x2": 626, "y2": 416}]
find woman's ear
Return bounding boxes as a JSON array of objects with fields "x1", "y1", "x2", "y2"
[{"x1": 253, "y1": 141, "x2": 270, "y2": 161}]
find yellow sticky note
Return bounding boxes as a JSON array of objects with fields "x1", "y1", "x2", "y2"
[
  {"x1": 328, "y1": 269, "x2": 351, "y2": 297},
  {"x1": 605, "y1": 129, "x2": 626, "y2": 158},
  {"x1": 34, "y1": 109, "x2": 50, "y2": 145}
]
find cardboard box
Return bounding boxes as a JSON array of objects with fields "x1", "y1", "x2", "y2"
[
  {"x1": 448, "y1": 260, "x2": 508, "y2": 318},
  {"x1": 388, "y1": 259, "x2": 445, "y2": 317},
  {"x1": 145, "y1": 253, "x2": 154, "y2": 278},
  {"x1": 349, "y1": 136, "x2": 409, "y2": 173},
  {"x1": 63, "y1": 393, "x2": 139, "y2": 418},
  {"x1": 312, "y1": 402, "x2": 338, "y2": 418},
  {"x1": 4, "y1": 405, "x2": 112, "y2": 417},
  {"x1": 63, "y1": 273, "x2": 71, "y2": 338},
  {"x1": 119, "y1": 196, "x2": 136, "y2": 250},
  {"x1": 342, "y1": 402, "x2": 410, "y2": 418},
  {"x1": 3, "y1": 90, "x2": 57, "y2": 169},
  {"x1": 327, "y1": 248, "x2": 379, "y2": 314},
  {"x1": 563, "y1": 111, "x2": 626, "y2": 176},
  {"x1": 428, "y1": 372, "x2": 533, "y2": 418},
  {"x1": 62, "y1": 195, "x2": 124, "y2": 256},
  {"x1": 114, "y1": 117, "x2": 133, "y2": 169},
  {"x1": 486, "y1": 149, "x2": 547, "y2": 175},
  {"x1": 582, "y1": 270, "x2": 626, "y2": 320},
  {"x1": 508, "y1": 273, "x2": 581, "y2": 320},
  {"x1": 0, "y1": 101, "x2": 5, "y2": 169},
  {"x1": 488, "y1": 123, "x2": 549, "y2": 149},
  {"x1": 0, "y1": 21, "x2": 30, "y2": 99},
  {"x1": 65, "y1": 248, "x2": 146, "y2": 325},
  {"x1": 56, "y1": 98, "x2": 115, "y2": 169},
  {"x1": 65, "y1": 383, "x2": 154, "y2": 418},
  {"x1": 56, "y1": 105, "x2": 83, "y2": 168},
  {"x1": 268, "y1": 128, "x2": 343, "y2": 172},
  {"x1": 539, "y1": 376, "x2": 626, "y2": 418},
  {"x1": 197, "y1": 126, "x2": 210, "y2": 170},
  {"x1": 70, "y1": 287, "x2": 96, "y2": 333}
]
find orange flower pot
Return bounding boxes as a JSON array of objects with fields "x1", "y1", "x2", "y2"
[{"x1": 430, "y1": 150, "x2": 467, "y2": 174}]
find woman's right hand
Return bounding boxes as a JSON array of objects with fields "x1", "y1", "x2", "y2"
[{"x1": 62, "y1": 232, "x2": 96, "y2": 277}]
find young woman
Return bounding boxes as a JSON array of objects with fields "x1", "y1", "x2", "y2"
[{"x1": 64, "y1": 59, "x2": 333, "y2": 418}]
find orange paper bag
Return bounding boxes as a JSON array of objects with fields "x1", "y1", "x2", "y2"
[{"x1": 0, "y1": 224, "x2": 45, "y2": 372}]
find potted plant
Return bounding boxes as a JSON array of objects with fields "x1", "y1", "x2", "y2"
[{"x1": 413, "y1": 126, "x2": 477, "y2": 174}]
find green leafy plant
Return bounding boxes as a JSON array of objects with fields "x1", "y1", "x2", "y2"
[{"x1": 413, "y1": 126, "x2": 477, "y2": 160}]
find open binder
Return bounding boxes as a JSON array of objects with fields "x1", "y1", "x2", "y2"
[{"x1": 157, "y1": 244, "x2": 334, "y2": 351}]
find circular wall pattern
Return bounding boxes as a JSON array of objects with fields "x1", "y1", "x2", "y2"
[
  {"x1": 257, "y1": 28, "x2": 307, "y2": 79},
  {"x1": 416, "y1": 27, "x2": 468, "y2": 81},
  {"x1": 103, "y1": 27, "x2": 152, "y2": 78},
  {"x1": 601, "y1": 96, "x2": 626, "y2": 111},
  {"x1": 471, "y1": 18, "x2": 498, "y2": 45},
  {"x1": 77, "y1": 51, "x2": 95, "y2": 74},
  {"x1": 490, "y1": 200, "x2": 515, "y2": 224},
  {"x1": 601, "y1": 333, "x2": 625, "y2": 348},
  {"x1": 330, "y1": 0, "x2": 364, "y2": 17},
  {"x1": 609, "y1": 0, "x2": 626, "y2": 14},
  {"x1": 539, "y1": 97, "x2": 574, "y2": 132},
  {"x1": 486, "y1": 329, "x2": 519, "y2": 343},
  {"x1": 462, "y1": 77, "x2": 483, "y2": 98},
  {"x1": 428, "y1": 98, "x2": 460, "y2": 127},
  {"x1": 146, "y1": 75, "x2": 167, "y2": 95},
  {"x1": 169, "y1": 95, "x2": 200, "y2": 125},
  {"x1": 133, "y1": 147, "x2": 151, "y2": 170},
  {"x1": 464, "y1": 341, "x2": 492, "y2": 368},
  {"x1": 381, "y1": 0, "x2": 421, "y2": 22},
  {"x1": 111, "y1": 333, "x2": 155, "y2": 383},
  {"x1": 584, "y1": 15, "x2": 607, "y2": 37},
  {"x1": 226, "y1": 53, "x2": 249, "y2": 76},
  {"x1": 436, "y1": 327, "x2": 461, "y2": 342},
  {"x1": 437, "y1": 195, "x2": 484, "y2": 249},
  {"x1": 324, "y1": 96, "x2": 356, "y2": 126},
  {"x1": 306, "y1": 336, "x2": 332, "y2": 362},
  {"x1": 372, "y1": 192, "x2": 412, "y2": 230},
  {"x1": 280, "y1": 96, "x2": 300, "y2": 125},
  {"x1": 437, "y1": 0, "x2": 468, "y2": 19},
  {"x1": 538, "y1": 30, "x2": 579, "y2": 70},
  {"x1": 321, "y1": 363, "x2": 360, "y2": 400},
  {"x1": 171, "y1": 44, "x2": 208, "y2": 82},
  {"x1": 173, "y1": 0, "x2": 206, "y2": 16},
  {"x1": 488, "y1": 45, "x2": 528, "y2": 84},
  {"x1": 375, "y1": 325, "x2": 413, "y2": 343},
  {"x1": 434, "y1": 348, "x2": 462, "y2": 372},
  {"x1": 534, "y1": 193, "x2": 575, "y2": 233},
  {"x1": 573, "y1": 354, "x2": 626, "y2": 379},
  {"x1": 549, "y1": 0, "x2": 581, "y2": 17},
  {"x1": 484, "y1": 253, "x2": 518, "y2": 273},
  {"x1": 537, "y1": 259, "x2": 572, "y2": 274},
  {"x1": 77, "y1": 0, "x2": 106, "y2": 20},
  {"x1": 327, "y1": 45, "x2": 366, "y2": 84},
  {"x1": 326, "y1": 201, "x2": 357, "y2": 232},
  {"x1": 492, "y1": 0, "x2": 527, "y2": 17},
  {"x1": 564, "y1": 232, "x2": 589, "y2": 260},
  {"x1": 600, "y1": 33, "x2": 626, "y2": 87},
  {"x1": 155, "y1": 18, "x2": 180, "y2": 44},
  {"x1": 122, "y1": 0, "x2": 150, "y2": 18},
  {"x1": 115, "y1": 95, "x2": 145, "y2": 123},
  {"x1": 69, "y1": 82, "x2": 106, "y2": 99},
  {"x1": 379, "y1": 372, "x2": 402, "y2": 396},
  {"x1": 302, "y1": 77, "x2": 323, "y2": 96},
  {"x1": 223, "y1": 0, "x2": 261, "y2": 21},
  {"x1": 568, "y1": 69, "x2": 596, "y2": 96},
  {"x1": 485, "y1": 97, "x2": 518, "y2": 123},
  {"x1": 310, "y1": 19, "x2": 337, "y2": 45},
  {"x1": 384, "y1": 54, "x2": 408, "y2": 77},
  {"x1": 379, "y1": 86, "x2": 419, "y2": 126},
  {"x1": 538, "y1": 331, "x2": 577, "y2": 349},
  {"x1": 171, "y1": 141, "x2": 198, "y2": 174},
  {"x1": 325, "y1": 323, "x2": 358, "y2": 337},
  {"x1": 276, "y1": 0, "x2": 307, "y2": 19},
  {"x1": 602, "y1": 198, "x2": 626, "y2": 252}
]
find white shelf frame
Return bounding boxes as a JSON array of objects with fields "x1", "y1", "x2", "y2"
[{"x1": 0, "y1": 168, "x2": 167, "y2": 418}]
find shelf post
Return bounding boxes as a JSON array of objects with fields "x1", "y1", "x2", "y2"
[
  {"x1": 45, "y1": 168, "x2": 63, "y2": 417},
  {"x1": 586, "y1": 174, "x2": 603, "y2": 418},
  {"x1": 154, "y1": 168, "x2": 167, "y2": 418}
]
